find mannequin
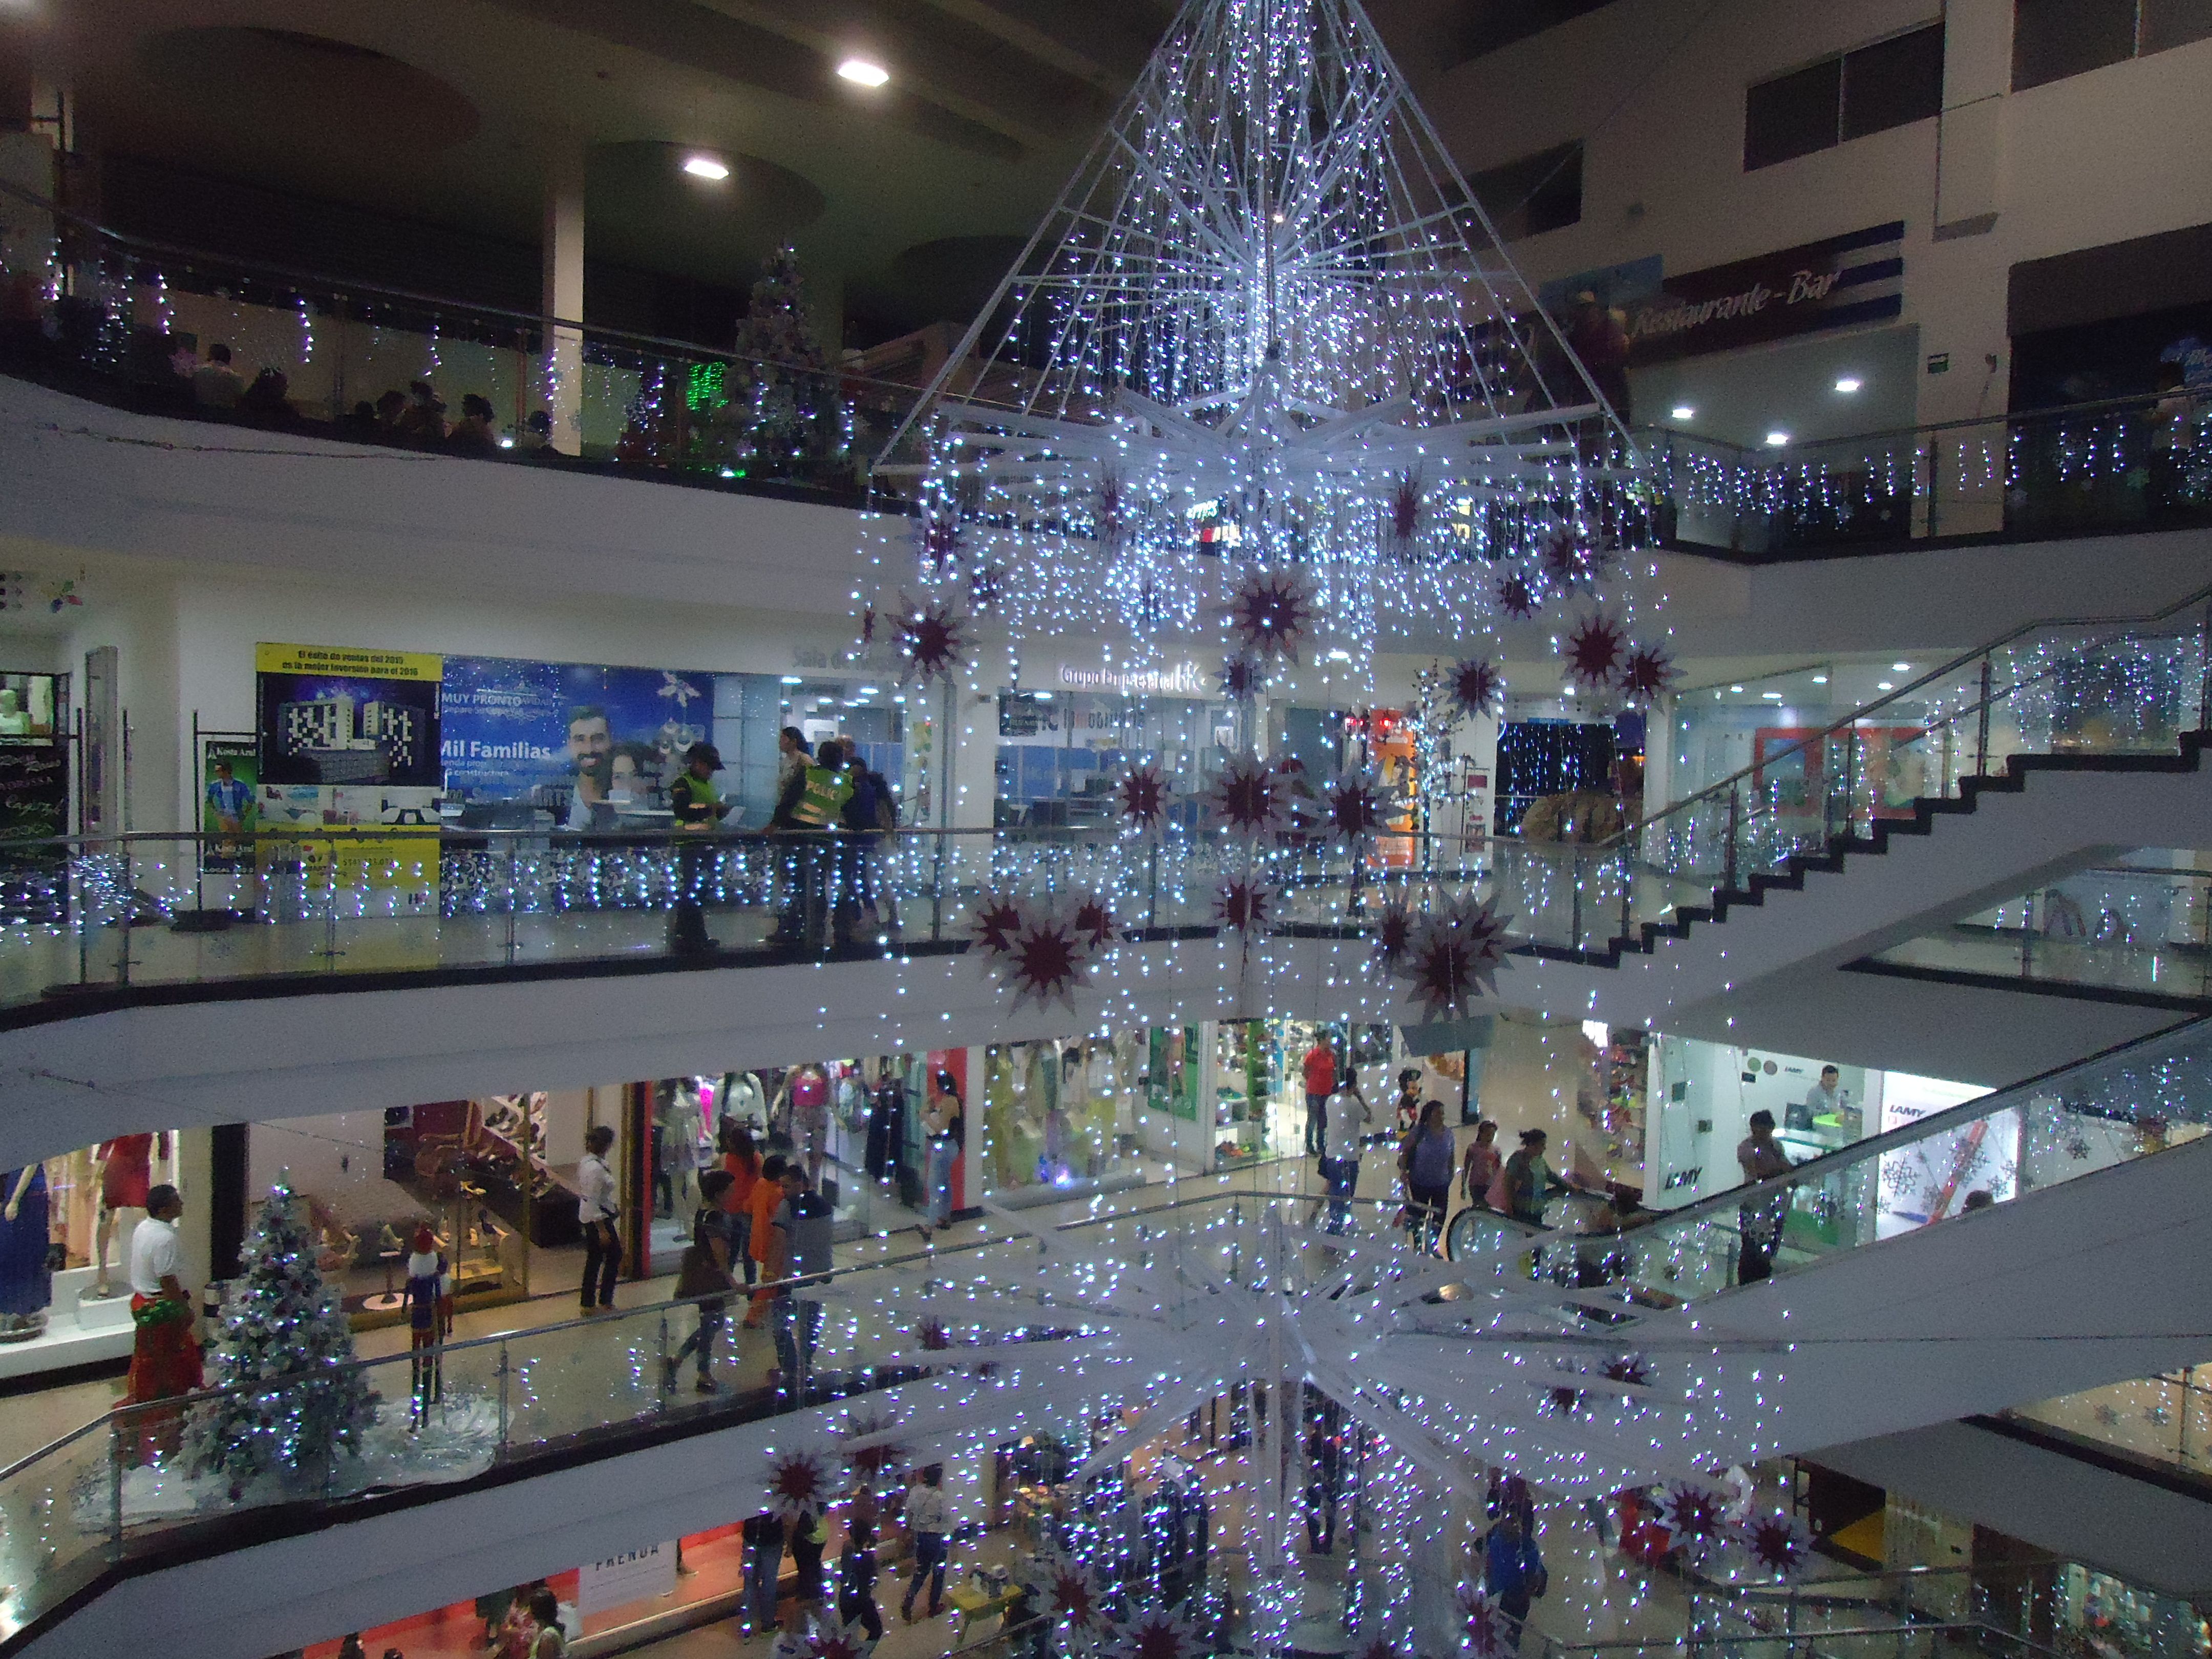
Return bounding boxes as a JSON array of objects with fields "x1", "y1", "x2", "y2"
[
  {"x1": 0, "y1": 687, "x2": 29, "y2": 738},
  {"x1": 402, "y1": 1225, "x2": 453, "y2": 1422},
  {"x1": 865, "y1": 1059, "x2": 907, "y2": 1185},
  {"x1": 91, "y1": 1132, "x2": 168, "y2": 1300},
  {"x1": 0, "y1": 1161, "x2": 52, "y2": 1337}
]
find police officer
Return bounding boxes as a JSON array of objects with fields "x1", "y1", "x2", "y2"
[{"x1": 670, "y1": 741, "x2": 726, "y2": 953}]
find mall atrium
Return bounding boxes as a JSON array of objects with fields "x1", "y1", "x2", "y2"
[{"x1": 0, "y1": 0, "x2": 2206, "y2": 1656}]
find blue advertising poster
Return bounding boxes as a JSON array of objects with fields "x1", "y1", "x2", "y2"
[{"x1": 441, "y1": 655, "x2": 718, "y2": 812}]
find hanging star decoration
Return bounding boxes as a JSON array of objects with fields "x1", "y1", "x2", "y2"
[
  {"x1": 1023, "y1": 1547, "x2": 1114, "y2": 1651},
  {"x1": 1116, "y1": 761, "x2": 1173, "y2": 836},
  {"x1": 1394, "y1": 895, "x2": 1513, "y2": 1022},
  {"x1": 1351, "y1": 1635, "x2": 1401, "y2": 1659},
  {"x1": 897, "y1": 593, "x2": 967, "y2": 684},
  {"x1": 1737, "y1": 1510, "x2": 1814, "y2": 1581},
  {"x1": 1616, "y1": 641, "x2": 1679, "y2": 707},
  {"x1": 968, "y1": 562, "x2": 1005, "y2": 614},
  {"x1": 1604, "y1": 1353, "x2": 1654, "y2": 1390},
  {"x1": 832, "y1": 1405, "x2": 907, "y2": 1483},
  {"x1": 1095, "y1": 471, "x2": 1126, "y2": 549},
  {"x1": 1209, "y1": 750, "x2": 1292, "y2": 838},
  {"x1": 1547, "y1": 1383, "x2": 1586, "y2": 1416},
  {"x1": 1389, "y1": 470, "x2": 1424, "y2": 550},
  {"x1": 995, "y1": 905, "x2": 1096, "y2": 1014},
  {"x1": 1320, "y1": 763, "x2": 1399, "y2": 843},
  {"x1": 1224, "y1": 567, "x2": 1318, "y2": 662},
  {"x1": 1450, "y1": 655, "x2": 1503, "y2": 720},
  {"x1": 1073, "y1": 895, "x2": 1120, "y2": 951},
  {"x1": 1496, "y1": 571, "x2": 1539, "y2": 620},
  {"x1": 764, "y1": 1446, "x2": 834, "y2": 1520},
  {"x1": 917, "y1": 506, "x2": 962, "y2": 571},
  {"x1": 1214, "y1": 874, "x2": 1274, "y2": 934},
  {"x1": 859, "y1": 604, "x2": 876, "y2": 647},
  {"x1": 1457, "y1": 1585, "x2": 1509, "y2": 1657},
  {"x1": 1109, "y1": 1604, "x2": 1198, "y2": 1659},
  {"x1": 971, "y1": 896, "x2": 1027, "y2": 960},
  {"x1": 1371, "y1": 894, "x2": 1416, "y2": 967},
  {"x1": 1655, "y1": 1479, "x2": 1734, "y2": 1565},
  {"x1": 803, "y1": 1615, "x2": 878, "y2": 1659},
  {"x1": 1219, "y1": 654, "x2": 1267, "y2": 701},
  {"x1": 1562, "y1": 611, "x2": 1629, "y2": 691},
  {"x1": 1541, "y1": 524, "x2": 1595, "y2": 590}
]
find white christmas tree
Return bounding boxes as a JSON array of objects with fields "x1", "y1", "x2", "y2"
[
  {"x1": 184, "y1": 1178, "x2": 377, "y2": 1498},
  {"x1": 706, "y1": 244, "x2": 852, "y2": 483}
]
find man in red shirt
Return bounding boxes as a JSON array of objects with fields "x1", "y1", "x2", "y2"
[{"x1": 1301, "y1": 1039, "x2": 1338, "y2": 1157}]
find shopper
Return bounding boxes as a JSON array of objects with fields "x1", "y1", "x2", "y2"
[
  {"x1": 1461, "y1": 1119, "x2": 1503, "y2": 1209},
  {"x1": 1790, "y1": 1065, "x2": 1842, "y2": 1133},
  {"x1": 667, "y1": 1168, "x2": 736, "y2": 1393},
  {"x1": 401, "y1": 1224, "x2": 452, "y2": 1421},
  {"x1": 918, "y1": 1072, "x2": 962, "y2": 1244},
  {"x1": 741, "y1": 1508, "x2": 786, "y2": 1632},
  {"x1": 1301, "y1": 1036, "x2": 1337, "y2": 1157},
  {"x1": 787, "y1": 1504, "x2": 828, "y2": 1609},
  {"x1": 745, "y1": 1153, "x2": 788, "y2": 1327},
  {"x1": 839, "y1": 1518, "x2": 885, "y2": 1640},
  {"x1": 668, "y1": 740, "x2": 728, "y2": 954},
  {"x1": 1398, "y1": 1099, "x2": 1456, "y2": 1249},
  {"x1": 1502, "y1": 1128, "x2": 1569, "y2": 1228},
  {"x1": 899, "y1": 1464, "x2": 951, "y2": 1623},
  {"x1": 776, "y1": 1062, "x2": 832, "y2": 1185},
  {"x1": 124, "y1": 1183, "x2": 201, "y2": 1463},
  {"x1": 776, "y1": 725, "x2": 811, "y2": 796},
  {"x1": 450, "y1": 393, "x2": 500, "y2": 452},
  {"x1": 576, "y1": 1124, "x2": 621, "y2": 1313},
  {"x1": 1735, "y1": 1110, "x2": 1794, "y2": 1284},
  {"x1": 523, "y1": 1588, "x2": 565, "y2": 1659},
  {"x1": 721, "y1": 1122, "x2": 761, "y2": 1286},
  {"x1": 1483, "y1": 1502, "x2": 1546, "y2": 1647},
  {"x1": 1392, "y1": 1067, "x2": 1422, "y2": 1136},
  {"x1": 769, "y1": 1162, "x2": 834, "y2": 1399},
  {"x1": 1318, "y1": 1073, "x2": 1371, "y2": 1233},
  {"x1": 191, "y1": 343, "x2": 247, "y2": 410}
]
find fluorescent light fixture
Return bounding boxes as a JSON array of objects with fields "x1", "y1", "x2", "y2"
[
  {"x1": 1670, "y1": 405, "x2": 1695, "y2": 420},
  {"x1": 1834, "y1": 375, "x2": 1862, "y2": 393},
  {"x1": 1325, "y1": 648, "x2": 1351, "y2": 661},
  {"x1": 1764, "y1": 430, "x2": 1790, "y2": 448},
  {"x1": 837, "y1": 57, "x2": 890, "y2": 87},
  {"x1": 1811, "y1": 674, "x2": 1829, "y2": 684},
  {"x1": 1729, "y1": 684, "x2": 1745, "y2": 694},
  {"x1": 780, "y1": 675, "x2": 803, "y2": 685},
  {"x1": 1876, "y1": 680, "x2": 1895, "y2": 691},
  {"x1": 859, "y1": 686, "x2": 880, "y2": 695},
  {"x1": 1761, "y1": 691, "x2": 1782, "y2": 699},
  {"x1": 1891, "y1": 662, "x2": 1910, "y2": 672},
  {"x1": 682, "y1": 154, "x2": 731, "y2": 181}
]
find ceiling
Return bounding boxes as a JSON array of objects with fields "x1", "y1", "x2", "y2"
[{"x1": 0, "y1": 0, "x2": 1194, "y2": 334}]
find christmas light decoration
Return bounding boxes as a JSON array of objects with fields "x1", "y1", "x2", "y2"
[
  {"x1": 897, "y1": 594, "x2": 968, "y2": 684},
  {"x1": 833, "y1": 1403, "x2": 907, "y2": 1482},
  {"x1": 971, "y1": 895, "x2": 1028, "y2": 959},
  {"x1": 862, "y1": 0, "x2": 1646, "y2": 671},
  {"x1": 1320, "y1": 763, "x2": 1399, "y2": 842},
  {"x1": 1393, "y1": 895, "x2": 1512, "y2": 1020},
  {"x1": 1562, "y1": 611, "x2": 1630, "y2": 692},
  {"x1": 1736, "y1": 1509, "x2": 1814, "y2": 1581},
  {"x1": 764, "y1": 1445, "x2": 835, "y2": 1518},
  {"x1": 1653, "y1": 1479, "x2": 1733, "y2": 1565},
  {"x1": 1457, "y1": 1584, "x2": 1509, "y2": 1656},
  {"x1": 1108, "y1": 1602, "x2": 1199, "y2": 1659},
  {"x1": 1218, "y1": 655, "x2": 1268, "y2": 701},
  {"x1": 1616, "y1": 641, "x2": 1679, "y2": 707},
  {"x1": 1023, "y1": 1545, "x2": 1114, "y2": 1650},
  {"x1": 1371, "y1": 894, "x2": 1417, "y2": 966},
  {"x1": 1210, "y1": 751, "x2": 1294, "y2": 838},
  {"x1": 1214, "y1": 874, "x2": 1275, "y2": 933},
  {"x1": 1117, "y1": 762, "x2": 1175, "y2": 836},
  {"x1": 994, "y1": 904, "x2": 1099, "y2": 1014},
  {"x1": 1450, "y1": 656, "x2": 1504, "y2": 720},
  {"x1": 1496, "y1": 571, "x2": 1540, "y2": 621}
]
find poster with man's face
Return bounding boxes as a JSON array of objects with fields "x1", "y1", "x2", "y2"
[{"x1": 440, "y1": 655, "x2": 715, "y2": 805}]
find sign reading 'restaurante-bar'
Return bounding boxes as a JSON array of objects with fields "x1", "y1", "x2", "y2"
[{"x1": 1619, "y1": 221, "x2": 1904, "y2": 364}]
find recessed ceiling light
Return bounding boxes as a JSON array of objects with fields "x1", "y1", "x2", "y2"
[
  {"x1": 838, "y1": 57, "x2": 891, "y2": 87},
  {"x1": 1891, "y1": 662, "x2": 1910, "y2": 672},
  {"x1": 1811, "y1": 674, "x2": 1828, "y2": 684},
  {"x1": 1834, "y1": 376, "x2": 1863, "y2": 393},
  {"x1": 682, "y1": 154, "x2": 730, "y2": 181},
  {"x1": 780, "y1": 674, "x2": 803, "y2": 685},
  {"x1": 1764, "y1": 431, "x2": 1790, "y2": 448},
  {"x1": 1729, "y1": 684, "x2": 1745, "y2": 694},
  {"x1": 1877, "y1": 680, "x2": 1895, "y2": 691},
  {"x1": 1670, "y1": 405, "x2": 1695, "y2": 421},
  {"x1": 1761, "y1": 691, "x2": 1782, "y2": 699}
]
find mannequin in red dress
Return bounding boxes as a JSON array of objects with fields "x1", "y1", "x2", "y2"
[{"x1": 92, "y1": 1132, "x2": 166, "y2": 1299}]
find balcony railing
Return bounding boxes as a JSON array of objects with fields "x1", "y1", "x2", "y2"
[{"x1": 2, "y1": 178, "x2": 2209, "y2": 552}]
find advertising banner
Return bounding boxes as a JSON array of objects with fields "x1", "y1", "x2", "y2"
[
  {"x1": 1618, "y1": 222, "x2": 1904, "y2": 365},
  {"x1": 440, "y1": 655, "x2": 716, "y2": 818},
  {"x1": 0, "y1": 743, "x2": 68, "y2": 840},
  {"x1": 201, "y1": 737, "x2": 259, "y2": 871},
  {"x1": 1877, "y1": 1074, "x2": 2010, "y2": 1236},
  {"x1": 256, "y1": 643, "x2": 443, "y2": 789},
  {"x1": 578, "y1": 1541, "x2": 677, "y2": 1615}
]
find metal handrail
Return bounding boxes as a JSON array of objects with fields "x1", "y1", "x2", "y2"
[
  {"x1": 1630, "y1": 383, "x2": 2210, "y2": 460},
  {"x1": 1602, "y1": 577, "x2": 2212, "y2": 853}
]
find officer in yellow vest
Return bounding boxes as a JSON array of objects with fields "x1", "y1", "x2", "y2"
[
  {"x1": 771, "y1": 738, "x2": 855, "y2": 947},
  {"x1": 670, "y1": 741, "x2": 725, "y2": 953}
]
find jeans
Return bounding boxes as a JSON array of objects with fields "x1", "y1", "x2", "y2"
[
  {"x1": 1305, "y1": 1092, "x2": 1328, "y2": 1156},
  {"x1": 1407, "y1": 1180, "x2": 1450, "y2": 1247},
  {"x1": 1324, "y1": 1155, "x2": 1359, "y2": 1232},
  {"x1": 841, "y1": 1592, "x2": 884, "y2": 1641},
  {"x1": 581, "y1": 1220, "x2": 621, "y2": 1309},
  {"x1": 774, "y1": 1293, "x2": 823, "y2": 1397},
  {"x1": 671, "y1": 1305, "x2": 725, "y2": 1380},
  {"x1": 925, "y1": 1138, "x2": 956, "y2": 1226},
  {"x1": 902, "y1": 1532, "x2": 948, "y2": 1615},
  {"x1": 671, "y1": 838, "x2": 715, "y2": 950},
  {"x1": 744, "y1": 1520, "x2": 785, "y2": 1629}
]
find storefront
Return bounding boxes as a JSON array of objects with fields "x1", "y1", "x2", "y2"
[{"x1": 994, "y1": 663, "x2": 1240, "y2": 829}]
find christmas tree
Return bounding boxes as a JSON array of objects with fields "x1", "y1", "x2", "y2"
[
  {"x1": 184, "y1": 1179, "x2": 377, "y2": 1497},
  {"x1": 699, "y1": 244, "x2": 852, "y2": 483}
]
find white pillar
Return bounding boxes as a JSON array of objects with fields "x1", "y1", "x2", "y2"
[{"x1": 541, "y1": 143, "x2": 586, "y2": 456}]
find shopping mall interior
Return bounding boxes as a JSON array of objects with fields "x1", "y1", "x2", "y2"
[{"x1": 0, "y1": 1, "x2": 2208, "y2": 1657}]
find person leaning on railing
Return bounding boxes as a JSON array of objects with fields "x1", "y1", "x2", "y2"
[
  {"x1": 668, "y1": 740, "x2": 729, "y2": 954},
  {"x1": 768, "y1": 740, "x2": 855, "y2": 949}
]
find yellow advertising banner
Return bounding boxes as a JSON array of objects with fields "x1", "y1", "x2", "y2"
[{"x1": 254, "y1": 642, "x2": 445, "y2": 682}]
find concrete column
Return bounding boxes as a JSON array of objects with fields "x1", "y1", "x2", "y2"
[{"x1": 541, "y1": 142, "x2": 586, "y2": 456}]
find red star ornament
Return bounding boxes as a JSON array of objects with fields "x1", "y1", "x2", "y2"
[
  {"x1": 971, "y1": 895, "x2": 1027, "y2": 959},
  {"x1": 1495, "y1": 571, "x2": 1539, "y2": 620},
  {"x1": 997, "y1": 906, "x2": 1095, "y2": 1015},
  {"x1": 1562, "y1": 610, "x2": 1628, "y2": 691},
  {"x1": 1117, "y1": 762, "x2": 1172, "y2": 836},
  {"x1": 1223, "y1": 566, "x2": 1317, "y2": 662},
  {"x1": 1322, "y1": 764, "x2": 1397, "y2": 842},
  {"x1": 1371, "y1": 895, "x2": 1415, "y2": 967},
  {"x1": 1450, "y1": 655, "x2": 1503, "y2": 720},
  {"x1": 898, "y1": 592, "x2": 967, "y2": 685},
  {"x1": 1214, "y1": 875, "x2": 1273, "y2": 933},
  {"x1": 1218, "y1": 655, "x2": 1265, "y2": 700},
  {"x1": 764, "y1": 1447, "x2": 833, "y2": 1520},
  {"x1": 1209, "y1": 751, "x2": 1291, "y2": 838},
  {"x1": 1738, "y1": 1511, "x2": 1814, "y2": 1581},
  {"x1": 1617, "y1": 641, "x2": 1679, "y2": 707}
]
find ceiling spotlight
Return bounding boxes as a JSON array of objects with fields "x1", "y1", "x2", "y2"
[
  {"x1": 1877, "y1": 680, "x2": 1895, "y2": 691},
  {"x1": 1764, "y1": 431, "x2": 1790, "y2": 448},
  {"x1": 1761, "y1": 691, "x2": 1783, "y2": 699},
  {"x1": 838, "y1": 57, "x2": 891, "y2": 87},
  {"x1": 1729, "y1": 684, "x2": 1745, "y2": 694},
  {"x1": 1834, "y1": 375, "x2": 1863, "y2": 393},
  {"x1": 682, "y1": 154, "x2": 731, "y2": 181},
  {"x1": 1891, "y1": 662, "x2": 1910, "y2": 672},
  {"x1": 1670, "y1": 405, "x2": 1695, "y2": 421},
  {"x1": 1811, "y1": 674, "x2": 1829, "y2": 684}
]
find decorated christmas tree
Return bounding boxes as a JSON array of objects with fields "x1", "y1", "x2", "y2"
[
  {"x1": 184, "y1": 1178, "x2": 377, "y2": 1497},
  {"x1": 700, "y1": 244, "x2": 852, "y2": 483}
]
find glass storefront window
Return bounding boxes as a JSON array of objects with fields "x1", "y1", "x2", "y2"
[{"x1": 995, "y1": 691, "x2": 1242, "y2": 828}]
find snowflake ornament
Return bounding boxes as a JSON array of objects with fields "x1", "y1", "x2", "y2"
[
  {"x1": 1495, "y1": 571, "x2": 1539, "y2": 620},
  {"x1": 1224, "y1": 567, "x2": 1318, "y2": 662},
  {"x1": 1219, "y1": 654, "x2": 1267, "y2": 701},
  {"x1": 834, "y1": 1405, "x2": 907, "y2": 1482},
  {"x1": 1371, "y1": 894, "x2": 1416, "y2": 967},
  {"x1": 1561, "y1": 611, "x2": 1629, "y2": 691},
  {"x1": 1736, "y1": 1510, "x2": 1814, "y2": 1581},
  {"x1": 764, "y1": 1445, "x2": 835, "y2": 1520},
  {"x1": 1615, "y1": 641, "x2": 1679, "y2": 707},
  {"x1": 1450, "y1": 655, "x2": 1503, "y2": 720},
  {"x1": 1109, "y1": 1604, "x2": 1197, "y2": 1659},
  {"x1": 1209, "y1": 750, "x2": 1292, "y2": 838},
  {"x1": 1393, "y1": 896, "x2": 1513, "y2": 1022},
  {"x1": 971, "y1": 895, "x2": 1027, "y2": 960},
  {"x1": 1117, "y1": 761, "x2": 1173, "y2": 836},
  {"x1": 995, "y1": 905, "x2": 1096, "y2": 1014},
  {"x1": 1655, "y1": 1480, "x2": 1734, "y2": 1563},
  {"x1": 1321, "y1": 764, "x2": 1399, "y2": 843},
  {"x1": 1214, "y1": 874, "x2": 1274, "y2": 934},
  {"x1": 1457, "y1": 1585, "x2": 1510, "y2": 1657},
  {"x1": 897, "y1": 592, "x2": 967, "y2": 684}
]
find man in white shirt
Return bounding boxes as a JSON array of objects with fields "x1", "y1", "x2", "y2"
[
  {"x1": 577, "y1": 1124, "x2": 622, "y2": 1312},
  {"x1": 899, "y1": 1464, "x2": 951, "y2": 1623},
  {"x1": 1320, "y1": 1081, "x2": 1371, "y2": 1233},
  {"x1": 1789, "y1": 1065, "x2": 1843, "y2": 1133},
  {"x1": 124, "y1": 1183, "x2": 201, "y2": 1461}
]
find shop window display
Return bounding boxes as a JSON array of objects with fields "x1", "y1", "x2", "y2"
[
  {"x1": 0, "y1": 1132, "x2": 183, "y2": 1375},
  {"x1": 976, "y1": 1039, "x2": 1134, "y2": 1199}
]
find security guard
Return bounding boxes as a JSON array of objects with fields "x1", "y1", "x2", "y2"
[{"x1": 669, "y1": 741, "x2": 726, "y2": 953}]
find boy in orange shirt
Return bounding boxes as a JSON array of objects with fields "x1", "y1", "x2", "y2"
[{"x1": 745, "y1": 1154, "x2": 786, "y2": 1327}]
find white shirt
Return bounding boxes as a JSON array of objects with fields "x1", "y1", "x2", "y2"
[
  {"x1": 905, "y1": 1483, "x2": 950, "y2": 1536},
  {"x1": 576, "y1": 1152, "x2": 619, "y2": 1224},
  {"x1": 1321, "y1": 1089, "x2": 1370, "y2": 1161},
  {"x1": 129, "y1": 1215, "x2": 182, "y2": 1297}
]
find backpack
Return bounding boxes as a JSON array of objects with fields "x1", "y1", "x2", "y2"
[{"x1": 674, "y1": 1210, "x2": 734, "y2": 1301}]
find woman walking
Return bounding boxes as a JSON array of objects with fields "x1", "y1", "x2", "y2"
[{"x1": 1398, "y1": 1100, "x2": 1455, "y2": 1250}]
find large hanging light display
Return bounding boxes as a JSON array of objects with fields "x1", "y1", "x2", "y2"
[{"x1": 863, "y1": 0, "x2": 1651, "y2": 676}]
